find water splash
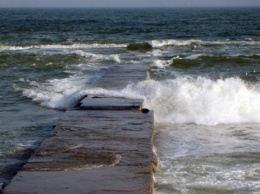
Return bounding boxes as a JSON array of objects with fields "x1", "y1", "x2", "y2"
[{"x1": 16, "y1": 75, "x2": 260, "y2": 125}]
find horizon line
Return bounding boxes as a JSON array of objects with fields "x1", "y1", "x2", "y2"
[{"x1": 0, "y1": 5, "x2": 259, "y2": 9}]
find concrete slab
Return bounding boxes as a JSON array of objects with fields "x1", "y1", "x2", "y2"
[
  {"x1": 79, "y1": 96, "x2": 143, "y2": 110},
  {"x1": 4, "y1": 110, "x2": 157, "y2": 194},
  {"x1": 5, "y1": 166, "x2": 152, "y2": 194},
  {"x1": 3, "y1": 63, "x2": 157, "y2": 194}
]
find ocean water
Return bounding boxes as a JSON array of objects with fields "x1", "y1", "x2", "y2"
[{"x1": 0, "y1": 8, "x2": 260, "y2": 193}]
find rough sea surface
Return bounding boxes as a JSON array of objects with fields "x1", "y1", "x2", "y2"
[{"x1": 0, "y1": 8, "x2": 260, "y2": 193}]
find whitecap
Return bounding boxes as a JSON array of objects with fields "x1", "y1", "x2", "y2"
[{"x1": 16, "y1": 73, "x2": 260, "y2": 125}]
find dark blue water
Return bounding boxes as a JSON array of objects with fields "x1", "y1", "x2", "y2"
[
  {"x1": 1, "y1": 8, "x2": 259, "y2": 44},
  {"x1": 0, "y1": 8, "x2": 260, "y2": 193}
]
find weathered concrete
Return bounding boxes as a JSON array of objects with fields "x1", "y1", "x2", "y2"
[
  {"x1": 5, "y1": 109, "x2": 156, "y2": 194},
  {"x1": 80, "y1": 96, "x2": 143, "y2": 110},
  {"x1": 5, "y1": 167, "x2": 151, "y2": 194},
  {"x1": 4, "y1": 63, "x2": 157, "y2": 194}
]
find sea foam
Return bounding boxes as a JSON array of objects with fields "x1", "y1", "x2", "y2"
[
  {"x1": 149, "y1": 39, "x2": 260, "y2": 48},
  {"x1": 86, "y1": 77, "x2": 260, "y2": 125},
  {"x1": 16, "y1": 75, "x2": 260, "y2": 125},
  {"x1": 0, "y1": 43, "x2": 126, "y2": 52},
  {"x1": 135, "y1": 77, "x2": 260, "y2": 125}
]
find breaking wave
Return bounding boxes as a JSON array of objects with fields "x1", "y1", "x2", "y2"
[
  {"x1": 0, "y1": 43, "x2": 127, "y2": 51},
  {"x1": 15, "y1": 75, "x2": 260, "y2": 125},
  {"x1": 149, "y1": 39, "x2": 260, "y2": 48}
]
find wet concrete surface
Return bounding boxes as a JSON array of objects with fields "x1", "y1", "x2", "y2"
[
  {"x1": 80, "y1": 96, "x2": 143, "y2": 110},
  {"x1": 4, "y1": 63, "x2": 157, "y2": 194},
  {"x1": 5, "y1": 109, "x2": 156, "y2": 194}
]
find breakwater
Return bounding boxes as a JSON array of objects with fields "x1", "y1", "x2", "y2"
[{"x1": 3, "y1": 63, "x2": 157, "y2": 194}]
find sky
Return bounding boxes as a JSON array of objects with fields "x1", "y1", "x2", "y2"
[{"x1": 0, "y1": 0, "x2": 260, "y2": 8}]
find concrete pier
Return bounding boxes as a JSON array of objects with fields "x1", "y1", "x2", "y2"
[{"x1": 4, "y1": 63, "x2": 157, "y2": 194}]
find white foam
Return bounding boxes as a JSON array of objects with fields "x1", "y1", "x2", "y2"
[
  {"x1": 150, "y1": 60, "x2": 166, "y2": 68},
  {"x1": 14, "y1": 75, "x2": 91, "y2": 109},
  {"x1": 37, "y1": 43, "x2": 127, "y2": 49},
  {"x1": 149, "y1": 39, "x2": 260, "y2": 48},
  {"x1": 104, "y1": 77, "x2": 258, "y2": 125},
  {"x1": 151, "y1": 49, "x2": 163, "y2": 57},
  {"x1": 16, "y1": 74, "x2": 260, "y2": 125},
  {"x1": 150, "y1": 39, "x2": 201, "y2": 47},
  {"x1": 94, "y1": 54, "x2": 121, "y2": 63},
  {"x1": 1, "y1": 45, "x2": 33, "y2": 51},
  {"x1": 139, "y1": 77, "x2": 260, "y2": 125},
  {"x1": 2, "y1": 39, "x2": 259, "y2": 52},
  {"x1": 0, "y1": 43, "x2": 127, "y2": 51},
  {"x1": 186, "y1": 54, "x2": 204, "y2": 59}
]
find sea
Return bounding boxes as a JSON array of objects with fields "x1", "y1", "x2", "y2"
[{"x1": 0, "y1": 7, "x2": 260, "y2": 193}]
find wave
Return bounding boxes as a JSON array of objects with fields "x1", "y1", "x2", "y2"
[
  {"x1": 0, "y1": 51, "x2": 121, "y2": 66},
  {"x1": 15, "y1": 75, "x2": 260, "y2": 125},
  {"x1": 171, "y1": 54, "x2": 260, "y2": 69},
  {"x1": 1, "y1": 39, "x2": 259, "y2": 52},
  {"x1": 0, "y1": 43, "x2": 127, "y2": 51},
  {"x1": 13, "y1": 72, "x2": 102, "y2": 109},
  {"x1": 133, "y1": 77, "x2": 260, "y2": 125},
  {"x1": 71, "y1": 51, "x2": 121, "y2": 63},
  {"x1": 149, "y1": 39, "x2": 260, "y2": 48}
]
